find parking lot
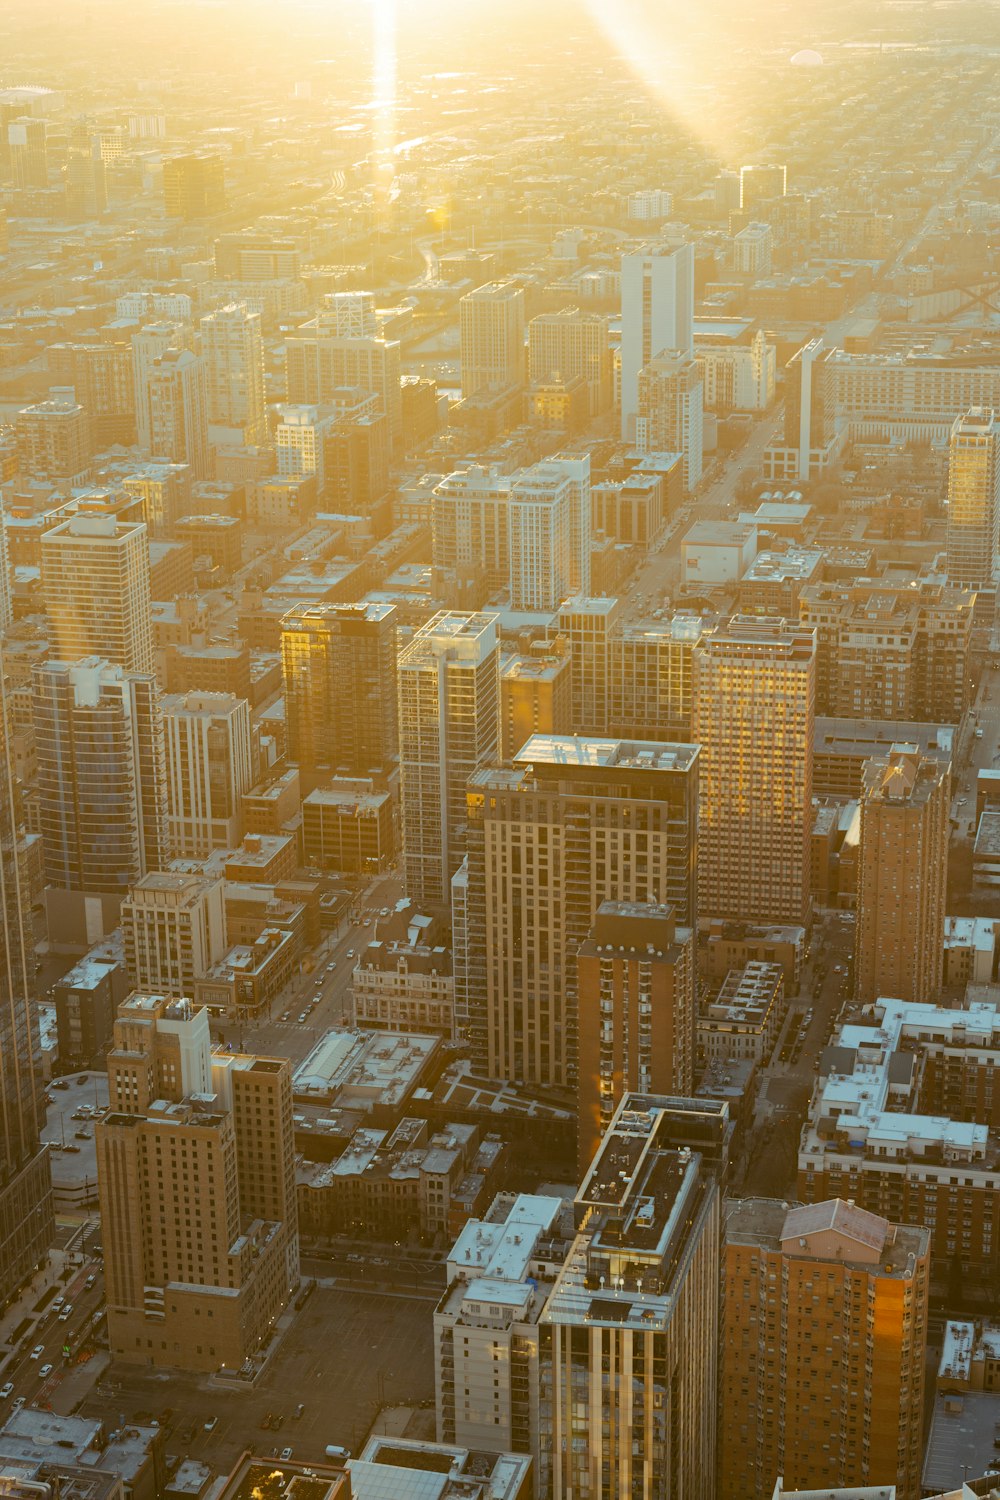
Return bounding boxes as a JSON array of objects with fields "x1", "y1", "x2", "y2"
[{"x1": 77, "y1": 1286, "x2": 435, "y2": 1469}]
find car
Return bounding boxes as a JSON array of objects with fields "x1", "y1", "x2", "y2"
[
  {"x1": 294, "y1": 1404, "x2": 306, "y2": 1419},
  {"x1": 74, "y1": 1129, "x2": 91, "y2": 1140},
  {"x1": 976, "y1": 728, "x2": 984, "y2": 738},
  {"x1": 260, "y1": 1414, "x2": 272, "y2": 1430},
  {"x1": 297, "y1": 1013, "x2": 307, "y2": 1024},
  {"x1": 52, "y1": 1296, "x2": 64, "y2": 1310},
  {"x1": 280, "y1": 1448, "x2": 293, "y2": 1462},
  {"x1": 12, "y1": 1398, "x2": 25, "y2": 1413},
  {"x1": 58, "y1": 1303, "x2": 73, "y2": 1320},
  {"x1": 281, "y1": 1012, "x2": 291, "y2": 1022},
  {"x1": 38, "y1": 1364, "x2": 53, "y2": 1379},
  {"x1": 273, "y1": 1415, "x2": 284, "y2": 1430},
  {"x1": 204, "y1": 1417, "x2": 218, "y2": 1433},
  {"x1": 76, "y1": 1076, "x2": 88, "y2": 1085},
  {"x1": 347, "y1": 1253, "x2": 364, "y2": 1264},
  {"x1": 0, "y1": 1383, "x2": 13, "y2": 1400},
  {"x1": 346, "y1": 949, "x2": 355, "y2": 960},
  {"x1": 328, "y1": 962, "x2": 336, "y2": 970},
  {"x1": 83, "y1": 1273, "x2": 97, "y2": 1289},
  {"x1": 29, "y1": 1346, "x2": 44, "y2": 1360}
]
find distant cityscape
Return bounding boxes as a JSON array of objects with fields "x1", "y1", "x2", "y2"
[{"x1": 3, "y1": 3, "x2": 1000, "y2": 1499}]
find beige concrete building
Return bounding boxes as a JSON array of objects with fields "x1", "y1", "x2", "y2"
[
  {"x1": 693, "y1": 617, "x2": 815, "y2": 925},
  {"x1": 528, "y1": 306, "x2": 612, "y2": 415},
  {"x1": 97, "y1": 994, "x2": 298, "y2": 1373},
  {"x1": 200, "y1": 302, "x2": 268, "y2": 449},
  {"x1": 576, "y1": 901, "x2": 695, "y2": 1171},
  {"x1": 162, "y1": 691, "x2": 254, "y2": 857},
  {"x1": 946, "y1": 407, "x2": 999, "y2": 592},
  {"x1": 856, "y1": 748, "x2": 950, "y2": 1006},
  {"x1": 41, "y1": 513, "x2": 153, "y2": 675},
  {"x1": 499, "y1": 650, "x2": 572, "y2": 760},
  {"x1": 721, "y1": 1197, "x2": 930, "y2": 1500},
  {"x1": 697, "y1": 959, "x2": 786, "y2": 1067},
  {"x1": 465, "y1": 735, "x2": 698, "y2": 1090},
  {"x1": 121, "y1": 872, "x2": 227, "y2": 998},
  {"x1": 459, "y1": 281, "x2": 525, "y2": 399}
]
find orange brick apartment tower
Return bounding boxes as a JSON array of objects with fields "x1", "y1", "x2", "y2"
[{"x1": 720, "y1": 1197, "x2": 929, "y2": 1500}]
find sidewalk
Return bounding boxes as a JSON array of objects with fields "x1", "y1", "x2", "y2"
[{"x1": 0, "y1": 1248, "x2": 71, "y2": 1350}]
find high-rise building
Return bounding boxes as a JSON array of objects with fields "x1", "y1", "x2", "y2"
[
  {"x1": 0, "y1": 516, "x2": 11, "y2": 638},
  {"x1": 557, "y1": 595, "x2": 623, "y2": 736},
  {"x1": 324, "y1": 290, "x2": 377, "y2": 338},
  {"x1": 499, "y1": 650, "x2": 573, "y2": 760},
  {"x1": 32, "y1": 658, "x2": 170, "y2": 896},
  {"x1": 508, "y1": 466, "x2": 574, "y2": 611},
  {"x1": 162, "y1": 152, "x2": 226, "y2": 219},
  {"x1": 435, "y1": 1193, "x2": 569, "y2": 1468},
  {"x1": 121, "y1": 872, "x2": 227, "y2": 997},
  {"x1": 200, "y1": 302, "x2": 268, "y2": 449},
  {"x1": 120, "y1": 461, "x2": 192, "y2": 538},
  {"x1": 459, "y1": 281, "x2": 526, "y2": 399},
  {"x1": 739, "y1": 163, "x2": 787, "y2": 211},
  {"x1": 132, "y1": 323, "x2": 189, "y2": 455},
  {"x1": 285, "y1": 313, "x2": 402, "y2": 453},
  {"x1": 431, "y1": 465, "x2": 512, "y2": 603},
  {"x1": 47, "y1": 341, "x2": 136, "y2": 446},
  {"x1": 397, "y1": 612, "x2": 500, "y2": 907},
  {"x1": 7, "y1": 118, "x2": 47, "y2": 189},
  {"x1": 855, "y1": 748, "x2": 949, "y2": 1006},
  {"x1": 697, "y1": 327, "x2": 776, "y2": 413},
  {"x1": 41, "y1": 513, "x2": 153, "y2": 674},
  {"x1": 15, "y1": 394, "x2": 93, "y2": 485},
  {"x1": 281, "y1": 601, "x2": 398, "y2": 785},
  {"x1": 620, "y1": 243, "x2": 695, "y2": 441},
  {"x1": 721, "y1": 1197, "x2": 929, "y2": 1500},
  {"x1": 635, "y1": 351, "x2": 704, "y2": 491},
  {"x1": 527, "y1": 306, "x2": 612, "y2": 416},
  {"x1": 732, "y1": 221, "x2": 774, "y2": 276},
  {"x1": 946, "y1": 407, "x2": 999, "y2": 591},
  {"x1": 465, "y1": 735, "x2": 698, "y2": 1089},
  {"x1": 162, "y1": 692, "x2": 254, "y2": 857},
  {"x1": 576, "y1": 901, "x2": 695, "y2": 1171},
  {"x1": 547, "y1": 451, "x2": 592, "y2": 597},
  {"x1": 0, "y1": 661, "x2": 54, "y2": 1306},
  {"x1": 693, "y1": 617, "x2": 815, "y2": 925},
  {"x1": 147, "y1": 349, "x2": 210, "y2": 478},
  {"x1": 274, "y1": 404, "x2": 337, "y2": 490},
  {"x1": 540, "y1": 1094, "x2": 722, "y2": 1500},
  {"x1": 96, "y1": 993, "x2": 298, "y2": 1372}
]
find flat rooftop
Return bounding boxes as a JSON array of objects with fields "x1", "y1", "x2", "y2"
[{"x1": 514, "y1": 733, "x2": 698, "y2": 773}]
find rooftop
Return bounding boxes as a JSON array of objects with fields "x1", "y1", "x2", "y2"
[{"x1": 514, "y1": 733, "x2": 698, "y2": 773}]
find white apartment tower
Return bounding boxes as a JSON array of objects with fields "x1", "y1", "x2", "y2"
[
  {"x1": 147, "y1": 348, "x2": 210, "y2": 478},
  {"x1": 459, "y1": 281, "x2": 526, "y2": 399},
  {"x1": 162, "y1": 691, "x2": 255, "y2": 857},
  {"x1": 200, "y1": 302, "x2": 268, "y2": 448},
  {"x1": 41, "y1": 514, "x2": 154, "y2": 675},
  {"x1": 508, "y1": 467, "x2": 574, "y2": 611},
  {"x1": 620, "y1": 243, "x2": 695, "y2": 441},
  {"x1": 397, "y1": 611, "x2": 501, "y2": 907}
]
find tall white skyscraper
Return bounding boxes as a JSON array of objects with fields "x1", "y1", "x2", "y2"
[
  {"x1": 132, "y1": 321, "x2": 188, "y2": 454},
  {"x1": 620, "y1": 243, "x2": 695, "y2": 441},
  {"x1": 508, "y1": 466, "x2": 574, "y2": 611},
  {"x1": 162, "y1": 691, "x2": 255, "y2": 857},
  {"x1": 946, "y1": 407, "x2": 1000, "y2": 591},
  {"x1": 397, "y1": 611, "x2": 500, "y2": 907},
  {"x1": 200, "y1": 301, "x2": 267, "y2": 448},
  {"x1": 147, "y1": 348, "x2": 210, "y2": 477}
]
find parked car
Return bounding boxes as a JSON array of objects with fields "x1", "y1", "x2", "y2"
[
  {"x1": 280, "y1": 1448, "x2": 293, "y2": 1462},
  {"x1": 0, "y1": 1383, "x2": 13, "y2": 1400}
]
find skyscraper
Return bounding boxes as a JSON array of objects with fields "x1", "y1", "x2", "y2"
[
  {"x1": 284, "y1": 312, "x2": 402, "y2": 453},
  {"x1": 200, "y1": 302, "x2": 268, "y2": 448},
  {"x1": 465, "y1": 735, "x2": 698, "y2": 1089},
  {"x1": 576, "y1": 901, "x2": 695, "y2": 1171},
  {"x1": 720, "y1": 1197, "x2": 929, "y2": 1500},
  {"x1": 540, "y1": 1094, "x2": 721, "y2": 1500},
  {"x1": 32, "y1": 658, "x2": 170, "y2": 900},
  {"x1": 162, "y1": 152, "x2": 226, "y2": 218},
  {"x1": 620, "y1": 243, "x2": 695, "y2": 441},
  {"x1": 281, "y1": 601, "x2": 398, "y2": 786},
  {"x1": 459, "y1": 281, "x2": 526, "y2": 399},
  {"x1": 121, "y1": 873, "x2": 227, "y2": 997},
  {"x1": 507, "y1": 465, "x2": 574, "y2": 611},
  {"x1": 397, "y1": 612, "x2": 500, "y2": 907},
  {"x1": 693, "y1": 617, "x2": 815, "y2": 925},
  {"x1": 855, "y1": 748, "x2": 949, "y2": 1006},
  {"x1": 15, "y1": 394, "x2": 94, "y2": 485},
  {"x1": 132, "y1": 322, "x2": 189, "y2": 455},
  {"x1": 0, "y1": 662, "x2": 54, "y2": 1305},
  {"x1": 946, "y1": 407, "x2": 999, "y2": 591},
  {"x1": 41, "y1": 513, "x2": 154, "y2": 674},
  {"x1": 739, "y1": 163, "x2": 788, "y2": 210},
  {"x1": 557, "y1": 595, "x2": 622, "y2": 735},
  {"x1": 635, "y1": 350, "x2": 704, "y2": 491},
  {"x1": 96, "y1": 993, "x2": 298, "y2": 1373},
  {"x1": 147, "y1": 348, "x2": 210, "y2": 478},
  {"x1": 528, "y1": 307, "x2": 612, "y2": 416},
  {"x1": 162, "y1": 691, "x2": 255, "y2": 857}
]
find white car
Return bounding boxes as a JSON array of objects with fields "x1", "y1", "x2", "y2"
[
  {"x1": 0, "y1": 1383, "x2": 13, "y2": 1400},
  {"x1": 29, "y1": 1346, "x2": 44, "y2": 1360},
  {"x1": 38, "y1": 1364, "x2": 53, "y2": 1379}
]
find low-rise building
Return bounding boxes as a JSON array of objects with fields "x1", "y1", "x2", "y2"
[
  {"x1": 297, "y1": 1117, "x2": 505, "y2": 1244},
  {"x1": 301, "y1": 782, "x2": 395, "y2": 874},
  {"x1": 0, "y1": 1409, "x2": 165, "y2": 1500},
  {"x1": 350, "y1": 1438, "x2": 532, "y2": 1500},
  {"x1": 698, "y1": 960, "x2": 786, "y2": 1065},
  {"x1": 53, "y1": 932, "x2": 129, "y2": 1068},
  {"x1": 681, "y1": 519, "x2": 757, "y2": 586},
  {"x1": 943, "y1": 918, "x2": 998, "y2": 989},
  {"x1": 194, "y1": 925, "x2": 301, "y2": 1020},
  {"x1": 353, "y1": 939, "x2": 454, "y2": 1036},
  {"x1": 292, "y1": 1026, "x2": 443, "y2": 1119}
]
